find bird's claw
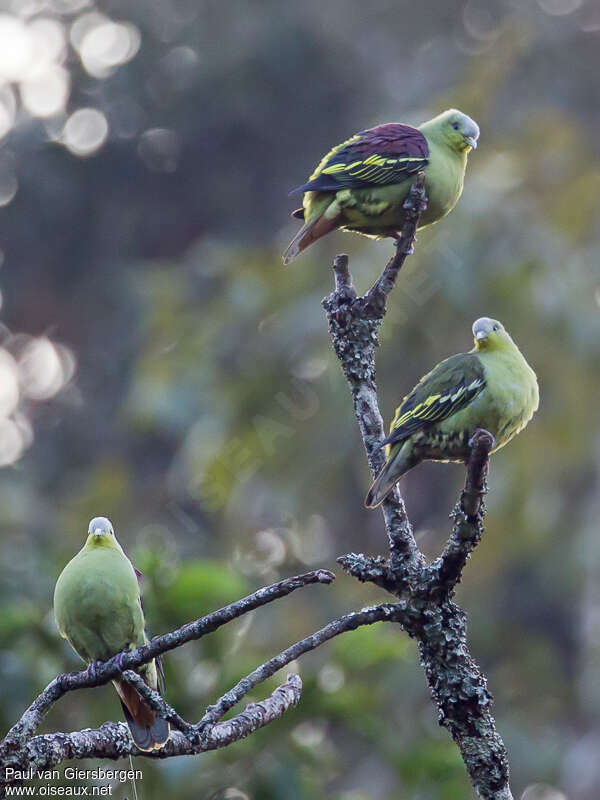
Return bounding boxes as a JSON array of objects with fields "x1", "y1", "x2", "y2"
[{"x1": 468, "y1": 428, "x2": 495, "y2": 451}]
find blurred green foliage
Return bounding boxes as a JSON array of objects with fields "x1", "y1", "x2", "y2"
[{"x1": 0, "y1": 1, "x2": 599, "y2": 799}]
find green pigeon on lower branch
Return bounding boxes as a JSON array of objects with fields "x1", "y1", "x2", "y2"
[
  {"x1": 365, "y1": 318, "x2": 539, "y2": 508},
  {"x1": 283, "y1": 108, "x2": 479, "y2": 264},
  {"x1": 53, "y1": 517, "x2": 169, "y2": 752}
]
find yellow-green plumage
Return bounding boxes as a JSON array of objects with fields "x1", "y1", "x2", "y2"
[
  {"x1": 365, "y1": 318, "x2": 539, "y2": 508},
  {"x1": 54, "y1": 517, "x2": 169, "y2": 751},
  {"x1": 283, "y1": 109, "x2": 479, "y2": 264}
]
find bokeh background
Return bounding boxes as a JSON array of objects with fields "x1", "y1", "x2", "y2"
[{"x1": 0, "y1": 1, "x2": 599, "y2": 798}]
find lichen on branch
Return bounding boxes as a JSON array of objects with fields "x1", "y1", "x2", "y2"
[{"x1": 321, "y1": 174, "x2": 513, "y2": 800}]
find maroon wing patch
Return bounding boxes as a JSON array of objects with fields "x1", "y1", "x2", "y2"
[{"x1": 290, "y1": 123, "x2": 429, "y2": 194}]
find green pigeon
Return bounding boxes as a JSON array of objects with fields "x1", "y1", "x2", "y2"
[
  {"x1": 365, "y1": 317, "x2": 539, "y2": 508},
  {"x1": 283, "y1": 108, "x2": 479, "y2": 264},
  {"x1": 53, "y1": 517, "x2": 169, "y2": 751}
]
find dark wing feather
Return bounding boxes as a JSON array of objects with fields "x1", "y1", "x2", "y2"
[
  {"x1": 156, "y1": 655, "x2": 166, "y2": 694},
  {"x1": 131, "y1": 561, "x2": 165, "y2": 692},
  {"x1": 290, "y1": 124, "x2": 429, "y2": 195},
  {"x1": 382, "y1": 354, "x2": 486, "y2": 447}
]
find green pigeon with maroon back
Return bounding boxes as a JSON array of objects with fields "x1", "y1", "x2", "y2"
[{"x1": 283, "y1": 108, "x2": 480, "y2": 264}]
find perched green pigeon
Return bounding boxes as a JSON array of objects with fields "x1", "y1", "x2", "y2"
[
  {"x1": 365, "y1": 318, "x2": 539, "y2": 508},
  {"x1": 283, "y1": 108, "x2": 479, "y2": 264},
  {"x1": 53, "y1": 517, "x2": 169, "y2": 751}
]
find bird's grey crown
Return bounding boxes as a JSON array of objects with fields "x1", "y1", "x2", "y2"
[
  {"x1": 458, "y1": 112, "x2": 480, "y2": 143},
  {"x1": 472, "y1": 317, "x2": 502, "y2": 339},
  {"x1": 88, "y1": 516, "x2": 114, "y2": 536}
]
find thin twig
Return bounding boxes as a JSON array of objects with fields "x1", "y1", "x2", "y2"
[
  {"x1": 120, "y1": 672, "x2": 192, "y2": 735},
  {"x1": 198, "y1": 603, "x2": 402, "y2": 728},
  {"x1": 366, "y1": 171, "x2": 428, "y2": 310}
]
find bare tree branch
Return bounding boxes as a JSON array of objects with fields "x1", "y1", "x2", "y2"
[
  {"x1": 4, "y1": 675, "x2": 303, "y2": 777},
  {"x1": 321, "y1": 177, "x2": 514, "y2": 800}
]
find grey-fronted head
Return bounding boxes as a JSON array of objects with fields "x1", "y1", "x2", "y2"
[
  {"x1": 472, "y1": 317, "x2": 514, "y2": 351},
  {"x1": 422, "y1": 108, "x2": 480, "y2": 152},
  {"x1": 87, "y1": 516, "x2": 115, "y2": 539}
]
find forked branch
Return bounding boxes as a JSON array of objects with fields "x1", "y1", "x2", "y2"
[{"x1": 322, "y1": 175, "x2": 513, "y2": 800}]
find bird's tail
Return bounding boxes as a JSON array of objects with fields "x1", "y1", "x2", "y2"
[
  {"x1": 114, "y1": 672, "x2": 170, "y2": 752},
  {"x1": 282, "y1": 202, "x2": 342, "y2": 264},
  {"x1": 365, "y1": 444, "x2": 413, "y2": 508}
]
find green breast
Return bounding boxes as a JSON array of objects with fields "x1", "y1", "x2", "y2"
[
  {"x1": 419, "y1": 142, "x2": 466, "y2": 225},
  {"x1": 475, "y1": 350, "x2": 539, "y2": 450},
  {"x1": 303, "y1": 142, "x2": 467, "y2": 234},
  {"x1": 54, "y1": 546, "x2": 145, "y2": 663}
]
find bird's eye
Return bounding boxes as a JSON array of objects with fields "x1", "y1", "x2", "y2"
[
  {"x1": 493, "y1": 324, "x2": 499, "y2": 331},
  {"x1": 452, "y1": 123, "x2": 459, "y2": 130}
]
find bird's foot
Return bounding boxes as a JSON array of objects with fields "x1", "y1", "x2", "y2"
[{"x1": 468, "y1": 428, "x2": 495, "y2": 452}]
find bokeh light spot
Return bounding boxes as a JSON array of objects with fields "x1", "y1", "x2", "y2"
[
  {"x1": 159, "y1": 45, "x2": 200, "y2": 91},
  {"x1": 521, "y1": 784, "x2": 567, "y2": 800},
  {"x1": 21, "y1": 64, "x2": 70, "y2": 118},
  {"x1": 0, "y1": 417, "x2": 26, "y2": 466},
  {"x1": 291, "y1": 720, "x2": 327, "y2": 749},
  {"x1": 187, "y1": 660, "x2": 219, "y2": 697},
  {"x1": 79, "y1": 20, "x2": 140, "y2": 77},
  {"x1": 0, "y1": 86, "x2": 17, "y2": 140},
  {"x1": 0, "y1": 155, "x2": 18, "y2": 207},
  {"x1": 0, "y1": 349, "x2": 20, "y2": 417},
  {"x1": 223, "y1": 790, "x2": 249, "y2": 800},
  {"x1": 27, "y1": 17, "x2": 67, "y2": 74},
  {"x1": 317, "y1": 663, "x2": 345, "y2": 693},
  {"x1": 70, "y1": 12, "x2": 107, "y2": 52},
  {"x1": 0, "y1": 15, "x2": 34, "y2": 81},
  {"x1": 537, "y1": 0, "x2": 582, "y2": 15},
  {"x1": 463, "y1": 1, "x2": 502, "y2": 40},
  {"x1": 18, "y1": 337, "x2": 75, "y2": 400},
  {"x1": 52, "y1": 0, "x2": 93, "y2": 13},
  {"x1": 62, "y1": 107, "x2": 108, "y2": 156},
  {"x1": 138, "y1": 128, "x2": 180, "y2": 172},
  {"x1": 137, "y1": 128, "x2": 180, "y2": 173}
]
